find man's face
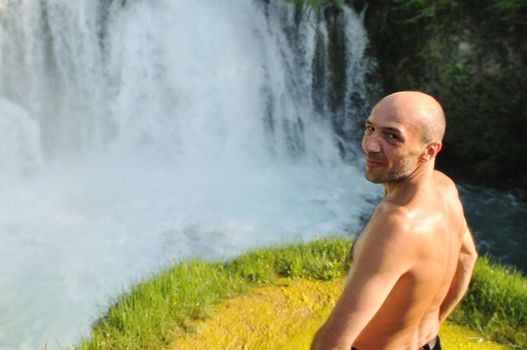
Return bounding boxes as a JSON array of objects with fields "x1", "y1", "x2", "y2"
[{"x1": 361, "y1": 103, "x2": 424, "y2": 184}]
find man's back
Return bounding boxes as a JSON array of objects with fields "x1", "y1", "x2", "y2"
[
  {"x1": 311, "y1": 91, "x2": 478, "y2": 350},
  {"x1": 350, "y1": 171, "x2": 467, "y2": 349}
]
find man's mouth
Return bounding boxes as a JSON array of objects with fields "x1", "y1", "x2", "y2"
[{"x1": 365, "y1": 158, "x2": 386, "y2": 167}]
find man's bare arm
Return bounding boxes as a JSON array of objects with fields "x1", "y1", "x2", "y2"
[
  {"x1": 311, "y1": 213, "x2": 414, "y2": 350},
  {"x1": 439, "y1": 227, "x2": 478, "y2": 322}
]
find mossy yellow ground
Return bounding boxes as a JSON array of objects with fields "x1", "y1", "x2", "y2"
[{"x1": 172, "y1": 278, "x2": 511, "y2": 350}]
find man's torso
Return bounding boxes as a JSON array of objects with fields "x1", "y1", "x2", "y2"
[{"x1": 348, "y1": 171, "x2": 466, "y2": 350}]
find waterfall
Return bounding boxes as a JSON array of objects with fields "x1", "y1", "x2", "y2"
[{"x1": 0, "y1": 1, "x2": 380, "y2": 348}]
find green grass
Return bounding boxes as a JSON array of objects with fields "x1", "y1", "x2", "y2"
[
  {"x1": 77, "y1": 237, "x2": 527, "y2": 349},
  {"x1": 223, "y1": 237, "x2": 350, "y2": 282},
  {"x1": 77, "y1": 261, "x2": 247, "y2": 349},
  {"x1": 450, "y1": 256, "x2": 527, "y2": 348}
]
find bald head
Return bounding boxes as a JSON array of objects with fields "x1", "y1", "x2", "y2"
[{"x1": 376, "y1": 91, "x2": 446, "y2": 144}]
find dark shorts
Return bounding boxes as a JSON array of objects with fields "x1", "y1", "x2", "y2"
[
  {"x1": 421, "y1": 336, "x2": 441, "y2": 350},
  {"x1": 351, "y1": 335, "x2": 441, "y2": 350}
]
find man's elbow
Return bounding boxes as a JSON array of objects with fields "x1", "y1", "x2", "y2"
[
  {"x1": 468, "y1": 246, "x2": 478, "y2": 265},
  {"x1": 311, "y1": 325, "x2": 348, "y2": 350},
  {"x1": 461, "y1": 249, "x2": 478, "y2": 273},
  {"x1": 311, "y1": 326, "x2": 334, "y2": 350},
  {"x1": 462, "y1": 237, "x2": 478, "y2": 266},
  {"x1": 311, "y1": 328, "x2": 322, "y2": 350},
  {"x1": 311, "y1": 339, "x2": 345, "y2": 350},
  {"x1": 463, "y1": 228, "x2": 478, "y2": 266}
]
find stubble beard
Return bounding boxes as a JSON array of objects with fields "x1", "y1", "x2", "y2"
[{"x1": 364, "y1": 154, "x2": 418, "y2": 184}]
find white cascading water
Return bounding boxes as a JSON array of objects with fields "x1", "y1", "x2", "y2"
[{"x1": 0, "y1": 0, "x2": 381, "y2": 348}]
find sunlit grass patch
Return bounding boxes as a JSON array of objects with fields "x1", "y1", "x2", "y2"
[
  {"x1": 172, "y1": 278, "x2": 342, "y2": 349},
  {"x1": 78, "y1": 260, "x2": 247, "y2": 349},
  {"x1": 172, "y1": 278, "x2": 512, "y2": 350},
  {"x1": 77, "y1": 238, "x2": 526, "y2": 349}
]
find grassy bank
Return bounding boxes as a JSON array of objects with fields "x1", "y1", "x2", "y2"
[
  {"x1": 77, "y1": 238, "x2": 526, "y2": 349},
  {"x1": 171, "y1": 278, "x2": 509, "y2": 350},
  {"x1": 450, "y1": 256, "x2": 527, "y2": 347}
]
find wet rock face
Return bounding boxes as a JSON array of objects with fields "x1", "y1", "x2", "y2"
[{"x1": 361, "y1": 0, "x2": 527, "y2": 189}]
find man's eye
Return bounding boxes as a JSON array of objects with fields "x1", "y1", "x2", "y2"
[
  {"x1": 364, "y1": 125, "x2": 374, "y2": 134},
  {"x1": 384, "y1": 133, "x2": 399, "y2": 141}
]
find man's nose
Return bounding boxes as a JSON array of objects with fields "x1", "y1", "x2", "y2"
[{"x1": 363, "y1": 134, "x2": 381, "y2": 153}]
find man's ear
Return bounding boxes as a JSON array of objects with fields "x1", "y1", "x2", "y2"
[{"x1": 419, "y1": 141, "x2": 442, "y2": 162}]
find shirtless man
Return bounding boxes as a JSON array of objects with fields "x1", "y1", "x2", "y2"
[{"x1": 311, "y1": 91, "x2": 478, "y2": 350}]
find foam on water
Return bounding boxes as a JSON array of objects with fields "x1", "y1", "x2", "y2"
[
  {"x1": 0, "y1": 156, "x2": 378, "y2": 349},
  {"x1": 0, "y1": 1, "x2": 381, "y2": 348}
]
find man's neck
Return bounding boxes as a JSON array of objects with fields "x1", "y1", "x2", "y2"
[{"x1": 383, "y1": 162, "x2": 435, "y2": 202}]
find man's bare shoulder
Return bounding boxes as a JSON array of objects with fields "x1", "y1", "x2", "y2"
[
  {"x1": 356, "y1": 206, "x2": 419, "y2": 274},
  {"x1": 367, "y1": 205, "x2": 415, "y2": 240},
  {"x1": 434, "y1": 170, "x2": 460, "y2": 195},
  {"x1": 371, "y1": 199, "x2": 443, "y2": 247}
]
